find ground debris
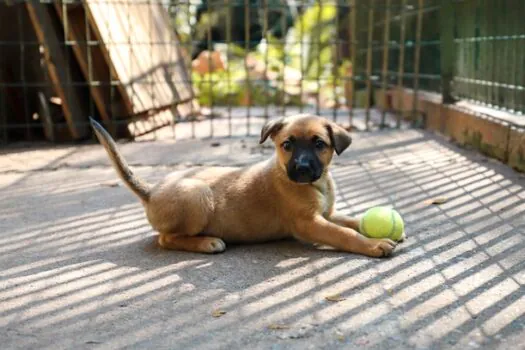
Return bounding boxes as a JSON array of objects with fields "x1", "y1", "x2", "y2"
[
  {"x1": 275, "y1": 324, "x2": 316, "y2": 339},
  {"x1": 424, "y1": 197, "x2": 448, "y2": 205},
  {"x1": 268, "y1": 324, "x2": 291, "y2": 330},
  {"x1": 211, "y1": 309, "x2": 226, "y2": 318},
  {"x1": 325, "y1": 294, "x2": 346, "y2": 302}
]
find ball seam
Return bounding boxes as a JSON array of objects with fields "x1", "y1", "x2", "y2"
[{"x1": 388, "y1": 209, "x2": 396, "y2": 239}]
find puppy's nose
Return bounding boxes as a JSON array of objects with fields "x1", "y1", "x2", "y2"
[{"x1": 295, "y1": 160, "x2": 312, "y2": 174}]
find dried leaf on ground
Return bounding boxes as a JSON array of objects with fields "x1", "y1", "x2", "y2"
[
  {"x1": 268, "y1": 324, "x2": 291, "y2": 330},
  {"x1": 325, "y1": 294, "x2": 346, "y2": 302},
  {"x1": 425, "y1": 197, "x2": 448, "y2": 205},
  {"x1": 211, "y1": 309, "x2": 226, "y2": 318}
]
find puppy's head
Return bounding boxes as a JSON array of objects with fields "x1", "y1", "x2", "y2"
[{"x1": 259, "y1": 114, "x2": 352, "y2": 184}]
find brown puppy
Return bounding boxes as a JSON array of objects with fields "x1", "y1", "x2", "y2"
[{"x1": 90, "y1": 114, "x2": 399, "y2": 257}]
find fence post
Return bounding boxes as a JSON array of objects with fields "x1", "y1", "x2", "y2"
[
  {"x1": 244, "y1": 0, "x2": 251, "y2": 135},
  {"x1": 412, "y1": 0, "x2": 424, "y2": 123},
  {"x1": 365, "y1": 0, "x2": 374, "y2": 130},
  {"x1": 380, "y1": 0, "x2": 391, "y2": 127},
  {"x1": 348, "y1": 0, "x2": 357, "y2": 126},
  {"x1": 226, "y1": 0, "x2": 233, "y2": 135},
  {"x1": 440, "y1": 0, "x2": 456, "y2": 104},
  {"x1": 396, "y1": 0, "x2": 406, "y2": 128}
]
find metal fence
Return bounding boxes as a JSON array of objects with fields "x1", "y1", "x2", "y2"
[
  {"x1": 354, "y1": 0, "x2": 524, "y2": 115},
  {"x1": 0, "y1": 0, "x2": 523, "y2": 144},
  {"x1": 453, "y1": 0, "x2": 525, "y2": 113}
]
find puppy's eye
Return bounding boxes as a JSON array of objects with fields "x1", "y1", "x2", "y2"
[
  {"x1": 282, "y1": 140, "x2": 292, "y2": 151},
  {"x1": 315, "y1": 139, "x2": 327, "y2": 150}
]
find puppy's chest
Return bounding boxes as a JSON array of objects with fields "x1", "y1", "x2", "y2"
[{"x1": 314, "y1": 183, "x2": 334, "y2": 217}]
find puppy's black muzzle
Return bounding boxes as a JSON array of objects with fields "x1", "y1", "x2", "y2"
[{"x1": 287, "y1": 151, "x2": 323, "y2": 184}]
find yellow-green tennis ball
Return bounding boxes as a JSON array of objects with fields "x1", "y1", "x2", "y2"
[{"x1": 359, "y1": 206, "x2": 404, "y2": 241}]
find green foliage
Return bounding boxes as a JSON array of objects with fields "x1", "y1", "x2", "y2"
[
  {"x1": 190, "y1": 1, "x2": 351, "y2": 107},
  {"x1": 192, "y1": 57, "x2": 303, "y2": 107},
  {"x1": 285, "y1": 3, "x2": 338, "y2": 80}
]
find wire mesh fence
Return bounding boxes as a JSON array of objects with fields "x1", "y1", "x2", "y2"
[
  {"x1": 453, "y1": 0, "x2": 525, "y2": 113},
  {"x1": 0, "y1": 0, "x2": 523, "y2": 144}
]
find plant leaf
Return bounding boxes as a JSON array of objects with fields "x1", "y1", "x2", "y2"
[
  {"x1": 211, "y1": 309, "x2": 226, "y2": 318},
  {"x1": 268, "y1": 324, "x2": 291, "y2": 330},
  {"x1": 425, "y1": 197, "x2": 448, "y2": 205},
  {"x1": 325, "y1": 294, "x2": 346, "y2": 302}
]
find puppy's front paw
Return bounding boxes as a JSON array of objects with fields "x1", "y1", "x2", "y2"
[{"x1": 365, "y1": 238, "x2": 397, "y2": 258}]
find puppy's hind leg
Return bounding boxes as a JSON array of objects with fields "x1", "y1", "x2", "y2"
[
  {"x1": 158, "y1": 234, "x2": 226, "y2": 254},
  {"x1": 150, "y1": 178, "x2": 223, "y2": 254}
]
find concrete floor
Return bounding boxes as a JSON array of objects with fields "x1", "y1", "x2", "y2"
[{"x1": 1, "y1": 126, "x2": 524, "y2": 350}]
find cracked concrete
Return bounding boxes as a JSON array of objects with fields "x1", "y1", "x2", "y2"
[{"x1": 1, "y1": 126, "x2": 524, "y2": 350}]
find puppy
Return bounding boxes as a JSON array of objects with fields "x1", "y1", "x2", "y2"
[{"x1": 90, "y1": 114, "x2": 399, "y2": 257}]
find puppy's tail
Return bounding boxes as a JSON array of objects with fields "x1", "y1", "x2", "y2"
[{"x1": 90, "y1": 118, "x2": 151, "y2": 202}]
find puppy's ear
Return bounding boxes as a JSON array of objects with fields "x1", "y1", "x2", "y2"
[
  {"x1": 326, "y1": 122, "x2": 352, "y2": 155},
  {"x1": 259, "y1": 117, "x2": 285, "y2": 144}
]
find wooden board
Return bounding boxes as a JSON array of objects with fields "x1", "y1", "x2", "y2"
[
  {"x1": 26, "y1": 2, "x2": 90, "y2": 139},
  {"x1": 54, "y1": 4, "x2": 132, "y2": 122},
  {"x1": 54, "y1": 3, "x2": 133, "y2": 137},
  {"x1": 1, "y1": 4, "x2": 53, "y2": 142},
  {"x1": 84, "y1": 0, "x2": 199, "y2": 134}
]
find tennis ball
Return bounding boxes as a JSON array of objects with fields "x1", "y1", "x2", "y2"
[{"x1": 359, "y1": 206, "x2": 404, "y2": 241}]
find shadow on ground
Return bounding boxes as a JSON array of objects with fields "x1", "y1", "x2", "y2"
[{"x1": 0, "y1": 128, "x2": 524, "y2": 350}]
